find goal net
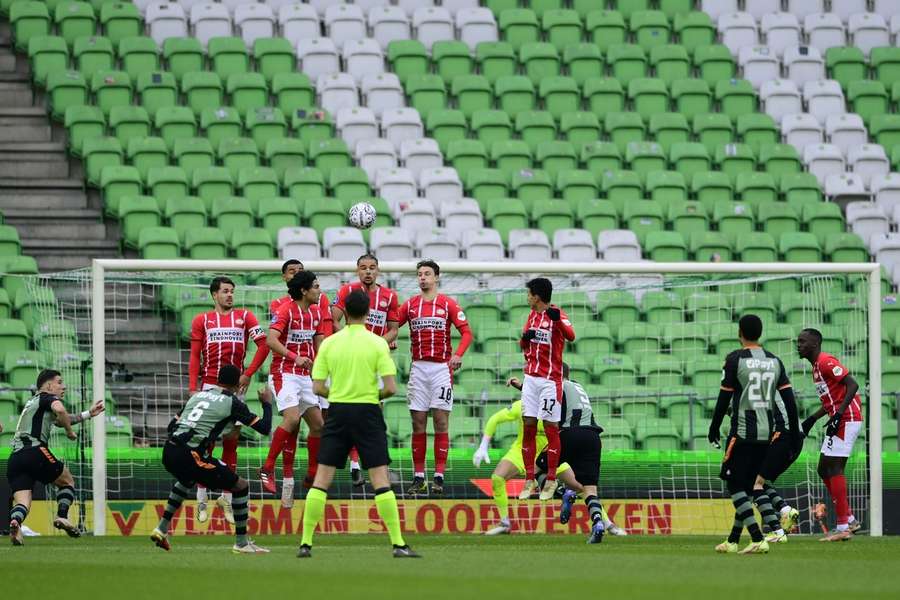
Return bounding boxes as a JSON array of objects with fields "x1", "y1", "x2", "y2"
[{"x1": 9, "y1": 260, "x2": 884, "y2": 537}]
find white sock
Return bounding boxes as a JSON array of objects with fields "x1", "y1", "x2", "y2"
[
  {"x1": 283, "y1": 476, "x2": 294, "y2": 484},
  {"x1": 775, "y1": 528, "x2": 785, "y2": 536},
  {"x1": 350, "y1": 460, "x2": 360, "y2": 470},
  {"x1": 197, "y1": 488, "x2": 208, "y2": 503},
  {"x1": 837, "y1": 523, "x2": 849, "y2": 531},
  {"x1": 848, "y1": 515, "x2": 857, "y2": 523},
  {"x1": 434, "y1": 472, "x2": 443, "y2": 479},
  {"x1": 780, "y1": 505, "x2": 792, "y2": 516},
  {"x1": 414, "y1": 471, "x2": 425, "y2": 479}
]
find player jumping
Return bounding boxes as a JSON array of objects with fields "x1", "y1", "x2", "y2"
[
  {"x1": 7, "y1": 370, "x2": 104, "y2": 545},
  {"x1": 152, "y1": 365, "x2": 273, "y2": 554},
  {"x1": 398, "y1": 260, "x2": 473, "y2": 496},
  {"x1": 188, "y1": 276, "x2": 269, "y2": 523},
  {"x1": 261, "y1": 271, "x2": 329, "y2": 507},
  {"x1": 797, "y1": 328, "x2": 864, "y2": 541},
  {"x1": 518, "y1": 278, "x2": 575, "y2": 501},
  {"x1": 332, "y1": 253, "x2": 400, "y2": 486}
]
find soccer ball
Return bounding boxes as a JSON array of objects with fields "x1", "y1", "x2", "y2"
[{"x1": 348, "y1": 202, "x2": 377, "y2": 229}]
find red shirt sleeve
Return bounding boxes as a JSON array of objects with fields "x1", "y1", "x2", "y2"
[
  {"x1": 334, "y1": 284, "x2": 349, "y2": 311},
  {"x1": 386, "y1": 290, "x2": 400, "y2": 322},
  {"x1": 242, "y1": 310, "x2": 269, "y2": 378},
  {"x1": 318, "y1": 293, "x2": 333, "y2": 336},
  {"x1": 397, "y1": 299, "x2": 409, "y2": 327},
  {"x1": 245, "y1": 310, "x2": 266, "y2": 342},
  {"x1": 820, "y1": 355, "x2": 849, "y2": 383},
  {"x1": 268, "y1": 298, "x2": 279, "y2": 320},
  {"x1": 448, "y1": 298, "x2": 472, "y2": 357},
  {"x1": 188, "y1": 313, "x2": 204, "y2": 392},
  {"x1": 557, "y1": 307, "x2": 576, "y2": 342},
  {"x1": 270, "y1": 304, "x2": 291, "y2": 333}
]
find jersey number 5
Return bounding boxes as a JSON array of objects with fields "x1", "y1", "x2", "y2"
[{"x1": 185, "y1": 401, "x2": 210, "y2": 425}]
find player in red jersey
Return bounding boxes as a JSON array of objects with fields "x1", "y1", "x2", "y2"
[
  {"x1": 269, "y1": 259, "x2": 333, "y2": 336},
  {"x1": 261, "y1": 271, "x2": 329, "y2": 507},
  {"x1": 188, "y1": 276, "x2": 269, "y2": 523},
  {"x1": 517, "y1": 277, "x2": 575, "y2": 502},
  {"x1": 797, "y1": 328, "x2": 864, "y2": 541},
  {"x1": 332, "y1": 253, "x2": 400, "y2": 484},
  {"x1": 397, "y1": 260, "x2": 473, "y2": 496}
]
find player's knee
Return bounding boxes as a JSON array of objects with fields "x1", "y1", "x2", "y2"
[
  {"x1": 58, "y1": 468, "x2": 75, "y2": 487},
  {"x1": 233, "y1": 478, "x2": 249, "y2": 494}
]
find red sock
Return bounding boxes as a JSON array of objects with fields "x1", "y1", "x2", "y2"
[
  {"x1": 433, "y1": 432, "x2": 449, "y2": 478},
  {"x1": 305, "y1": 435, "x2": 319, "y2": 481},
  {"x1": 283, "y1": 431, "x2": 298, "y2": 479},
  {"x1": 349, "y1": 447, "x2": 360, "y2": 464},
  {"x1": 412, "y1": 432, "x2": 427, "y2": 476},
  {"x1": 263, "y1": 426, "x2": 290, "y2": 472},
  {"x1": 222, "y1": 436, "x2": 238, "y2": 473},
  {"x1": 522, "y1": 423, "x2": 537, "y2": 480},
  {"x1": 830, "y1": 474, "x2": 850, "y2": 526},
  {"x1": 544, "y1": 424, "x2": 560, "y2": 481}
]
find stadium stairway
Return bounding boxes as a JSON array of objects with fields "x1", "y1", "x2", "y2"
[{"x1": 0, "y1": 20, "x2": 118, "y2": 271}]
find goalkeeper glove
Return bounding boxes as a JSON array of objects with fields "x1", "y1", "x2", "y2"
[
  {"x1": 825, "y1": 413, "x2": 843, "y2": 437},
  {"x1": 546, "y1": 307, "x2": 560, "y2": 321},
  {"x1": 801, "y1": 415, "x2": 818, "y2": 437},
  {"x1": 473, "y1": 435, "x2": 491, "y2": 468},
  {"x1": 521, "y1": 329, "x2": 537, "y2": 342}
]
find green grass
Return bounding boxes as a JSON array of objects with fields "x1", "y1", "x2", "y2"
[{"x1": 3, "y1": 535, "x2": 900, "y2": 599}]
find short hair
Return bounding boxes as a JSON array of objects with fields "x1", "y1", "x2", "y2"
[
  {"x1": 800, "y1": 327, "x2": 823, "y2": 345},
  {"x1": 357, "y1": 253, "x2": 378, "y2": 266},
  {"x1": 36, "y1": 369, "x2": 61, "y2": 390},
  {"x1": 562, "y1": 362, "x2": 570, "y2": 379},
  {"x1": 209, "y1": 276, "x2": 235, "y2": 294},
  {"x1": 739, "y1": 314, "x2": 763, "y2": 342},
  {"x1": 526, "y1": 277, "x2": 553, "y2": 303},
  {"x1": 217, "y1": 365, "x2": 241, "y2": 387},
  {"x1": 416, "y1": 259, "x2": 440, "y2": 276},
  {"x1": 281, "y1": 259, "x2": 302, "y2": 274},
  {"x1": 345, "y1": 290, "x2": 370, "y2": 319},
  {"x1": 288, "y1": 270, "x2": 317, "y2": 300}
]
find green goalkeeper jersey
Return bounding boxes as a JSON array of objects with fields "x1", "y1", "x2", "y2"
[{"x1": 170, "y1": 386, "x2": 260, "y2": 452}]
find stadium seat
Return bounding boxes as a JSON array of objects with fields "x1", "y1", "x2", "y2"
[
  {"x1": 165, "y1": 196, "x2": 207, "y2": 243},
  {"x1": 694, "y1": 44, "x2": 735, "y2": 85},
  {"x1": 190, "y1": 3, "x2": 232, "y2": 50},
  {"x1": 55, "y1": 2, "x2": 97, "y2": 48},
  {"x1": 100, "y1": 165, "x2": 141, "y2": 215},
  {"x1": 101, "y1": 3, "x2": 141, "y2": 47},
  {"x1": 147, "y1": 3, "x2": 187, "y2": 47},
  {"x1": 118, "y1": 196, "x2": 161, "y2": 249},
  {"x1": 10, "y1": 2, "x2": 51, "y2": 52},
  {"x1": 674, "y1": 11, "x2": 714, "y2": 54},
  {"x1": 73, "y1": 34, "x2": 113, "y2": 79},
  {"x1": 585, "y1": 10, "x2": 625, "y2": 52},
  {"x1": 4, "y1": 350, "x2": 43, "y2": 389},
  {"x1": 279, "y1": 3, "x2": 319, "y2": 47}
]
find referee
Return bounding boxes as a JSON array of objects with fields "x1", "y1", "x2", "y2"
[{"x1": 298, "y1": 289, "x2": 420, "y2": 558}]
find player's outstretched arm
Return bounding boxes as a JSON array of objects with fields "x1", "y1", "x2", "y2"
[
  {"x1": 801, "y1": 407, "x2": 827, "y2": 436},
  {"x1": 237, "y1": 389, "x2": 272, "y2": 436},
  {"x1": 51, "y1": 399, "x2": 77, "y2": 440},
  {"x1": 242, "y1": 315, "x2": 270, "y2": 388},
  {"x1": 67, "y1": 400, "x2": 104, "y2": 425}
]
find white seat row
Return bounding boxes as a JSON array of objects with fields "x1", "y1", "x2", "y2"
[
  {"x1": 821, "y1": 173, "x2": 900, "y2": 216},
  {"x1": 350, "y1": 135, "x2": 444, "y2": 179},
  {"x1": 805, "y1": 143, "x2": 889, "y2": 186},
  {"x1": 374, "y1": 166, "x2": 461, "y2": 214},
  {"x1": 705, "y1": 1, "x2": 892, "y2": 25},
  {"x1": 781, "y1": 112, "x2": 871, "y2": 156}
]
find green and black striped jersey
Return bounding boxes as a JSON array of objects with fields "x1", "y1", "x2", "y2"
[
  {"x1": 560, "y1": 380, "x2": 602, "y2": 432},
  {"x1": 170, "y1": 386, "x2": 260, "y2": 452},
  {"x1": 11, "y1": 392, "x2": 59, "y2": 452},
  {"x1": 721, "y1": 346, "x2": 792, "y2": 443}
]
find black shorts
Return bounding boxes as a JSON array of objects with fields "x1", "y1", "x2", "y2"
[
  {"x1": 719, "y1": 437, "x2": 768, "y2": 489},
  {"x1": 317, "y1": 402, "x2": 390, "y2": 470},
  {"x1": 162, "y1": 442, "x2": 239, "y2": 491},
  {"x1": 759, "y1": 434, "x2": 796, "y2": 482},
  {"x1": 536, "y1": 427, "x2": 602, "y2": 488},
  {"x1": 7, "y1": 446, "x2": 65, "y2": 492}
]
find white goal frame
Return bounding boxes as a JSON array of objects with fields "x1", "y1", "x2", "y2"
[{"x1": 89, "y1": 259, "x2": 884, "y2": 536}]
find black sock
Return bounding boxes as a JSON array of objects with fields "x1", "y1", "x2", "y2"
[
  {"x1": 233, "y1": 486, "x2": 249, "y2": 545},
  {"x1": 752, "y1": 489, "x2": 780, "y2": 533},
  {"x1": 158, "y1": 481, "x2": 189, "y2": 534},
  {"x1": 584, "y1": 495, "x2": 603, "y2": 525},
  {"x1": 731, "y1": 491, "x2": 763, "y2": 542},
  {"x1": 764, "y1": 482, "x2": 785, "y2": 513},
  {"x1": 727, "y1": 515, "x2": 742, "y2": 544},
  {"x1": 57, "y1": 485, "x2": 75, "y2": 519},
  {"x1": 10, "y1": 503, "x2": 28, "y2": 525}
]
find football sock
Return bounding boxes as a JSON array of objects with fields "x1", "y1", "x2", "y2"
[
  {"x1": 283, "y1": 431, "x2": 298, "y2": 479},
  {"x1": 10, "y1": 503, "x2": 28, "y2": 525},
  {"x1": 543, "y1": 424, "x2": 560, "y2": 481},
  {"x1": 522, "y1": 423, "x2": 538, "y2": 480},
  {"x1": 304, "y1": 434, "x2": 319, "y2": 480},
  {"x1": 263, "y1": 425, "x2": 290, "y2": 472},
  {"x1": 300, "y1": 487, "x2": 327, "y2": 547},
  {"x1": 584, "y1": 495, "x2": 604, "y2": 525},
  {"x1": 727, "y1": 515, "x2": 743, "y2": 544},
  {"x1": 158, "y1": 482, "x2": 190, "y2": 534},
  {"x1": 56, "y1": 485, "x2": 75, "y2": 519},
  {"x1": 491, "y1": 474, "x2": 508, "y2": 523},
  {"x1": 411, "y1": 432, "x2": 426, "y2": 478},
  {"x1": 731, "y1": 491, "x2": 763, "y2": 542},
  {"x1": 751, "y1": 489, "x2": 781, "y2": 534},
  {"x1": 221, "y1": 436, "x2": 238, "y2": 472},
  {"x1": 764, "y1": 482, "x2": 786, "y2": 513},
  {"x1": 830, "y1": 474, "x2": 850, "y2": 527},
  {"x1": 349, "y1": 447, "x2": 360, "y2": 465},
  {"x1": 196, "y1": 485, "x2": 207, "y2": 504},
  {"x1": 374, "y1": 488, "x2": 405, "y2": 547},
  {"x1": 433, "y1": 432, "x2": 449, "y2": 479},
  {"x1": 232, "y1": 487, "x2": 249, "y2": 545}
]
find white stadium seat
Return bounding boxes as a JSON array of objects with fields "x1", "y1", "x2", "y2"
[
  {"x1": 317, "y1": 72, "x2": 359, "y2": 114},
  {"x1": 598, "y1": 230, "x2": 642, "y2": 262},
  {"x1": 848, "y1": 13, "x2": 889, "y2": 58},
  {"x1": 787, "y1": 0, "x2": 826, "y2": 21},
  {"x1": 381, "y1": 108, "x2": 424, "y2": 151},
  {"x1": 782, "y1": 113, "x2": 824, "y2": 150},
  {"x1": 419, "y1": 167, "x2": 463, "y2": 204},
  {"x1": 456, "y1": 8, "x2": 498, "y2": 51},
  {"x1": 323, "y1": 226, "x2": 367, "y2": 260},
  {"x1": 369, "y1": 5, "x2": 411, "y2": 50},
  {"x1": 306, "y1": 0, "x2": 331, "y2": 18},
  {"x1": 297, "y1": 37, "x2": 340, "y2": 81},
  {"x1": 413, "y1": 6, "x2": 455, "y2": 51},
  {"x1": 462, "y1": 228, "x2": 504, "y2": 261},
  {"x1": 804, "y1": 143, "x2": 845, "y2": 185},
  {"x1": 509, "y1": 229, "x2": 552, "y2": 262},
  {"x1": 370, "y1": 226, "x2": 415, "y2": 260},
  {"x1": 146, "y1": 3, "x2": 188, "y2": 46},
  {"x1": 234, "y1": 4, "x2": 275, "y2": 47},
  {"x1": 761, "y1": 12, "x2": 801, "y2": 58},
  {"x1": 553, "y1": 229, "x2": 596, "y2": 262},
  {"x1": 803, "y1": 79, "x2": 845, "y2": 124},
  {"x1": 279, "y1": 4, "x2": 320, "y2": 47},
  {"x1": 190, "y1": 3, "x2": 232, "y2": 50},
  {"x1": 830, "y1": 0, "x2": 867, "y2": 24},
  {"x1": 416, "y1": 227, "x2": 461, "y2": 261},
  {"x1": 803, "y1": 13, "x2": 846, "y2": 54},
  {"x1": 399, "y1": 0, "x2": 434, "y2": 17},
  {"x1": 375, "y1": 168, "x2": 417, "y2": 215},
  {"x1": 871, "y1": 173, "x2": 900, "y2": 217},
  {"x1": 846, "y1": 201, "x2": 888, "y2": 244},
  {"x1": 356, "y1": 138, "x2": 397, "y2": 181},
  {"x1": 444, "y1": 0, "x2": 480, "y2": 16},
  {"x1": 783, "y1": 45, "x2": 825, "y2": 87},
  {"x1": 824, "y1": 173, "x2": 869, "y2": 208},
  {"x1": 738, "y1": 46, "x2": 779, "y2": 90},
  {"x1": 825, "y1": 113, "x2": 867, "y2": 156},
  {"x1": 277, "y1": 226, "x2": 321, "y2": 260},
  {"x1": 701, "y1": 0, "x2": 738, "y2": 23},
  {"x1": 342, "y1": 38, "x2": 385, "y2": 83},
  {"x1": 324, "y1": 4, "x2": 366, "y2": 50},
  {"x1": 263, "y1": 0, "x2": 295, "y2": 14},
  {"x1": 873, "y1": 0, "x2": 895, "y2": 22},
  {"x1": 361, "y1": 73, "x2": 405, "y2": 117},
  {"x1": 872, "y1": 235, "x2": 900, "y2": 271},
  {"x1": 336, "y1": 107, "x2": 377, "y2": 150},
  {"x1": 745, "y1": 0, "x2": 781, "y2": 22},
  {"x1": 848, "y1": 144, "x2": 890, "y2": 187},
  {"x1": 718, "y1": 12, "x2": 758, "y2": 57},
  {"x1": 398, "y1": 199, "x2": 438, "y2": 233},
  {"x1": 440, "y1": 197, "x2": 483, "y2": 242},
  {"x1": 760, "y1": 79, "x2": 802, "y2": 123},
  {"x1": 401, "y1": 138, "x2": 443, "y2": 178}
]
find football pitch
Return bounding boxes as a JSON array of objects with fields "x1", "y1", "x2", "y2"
[{"x1": 4, "y1": 535, "x2": 900, "y2": 599}]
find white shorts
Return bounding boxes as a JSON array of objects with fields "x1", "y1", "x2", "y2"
[
  {"x1": 521, "y1": 374, "x2": 562, "y2": 422},
  {"x1": 821, "y1": 420, "x2": 863, "y2": 458},
  {"x1": 407, "y1": 361, "x2": 453, "y2": 412},
  {"x1": 269, "y1": 374, "x2": 328, "y2": 410},
  {"x1": 272, "y1": 373, "x2": 321, "y2": 415}
]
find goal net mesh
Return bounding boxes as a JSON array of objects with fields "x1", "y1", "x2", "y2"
[{"x1": 16, "y1": 267, "x2": 873, "y2": 537}]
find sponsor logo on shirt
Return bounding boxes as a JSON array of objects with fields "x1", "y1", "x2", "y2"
[
  {"x1": 235, "y1": 318, "x2": 244, "y2": 326},
  {"x1": 207, "y1": 327, "x2": 245, "y2": 343},
  {"x1": 532, "y1": 329, "x2": 551, "y2": 344},
  {"x1": 379, "y1": 300, "x2": 388, "y2": 308},
  {"x1": 287, "y1": 329, "x2": 316, "y2": 343},
  {"x1": 367, "y1": 310, "x2": 387, "y2": 328},
  {"x1": 832, "y1": 366, "x2": 843, "y2": 377},
  {"x1": 436, "y1": 308, "x2": 445, "y2": 316},
  {"x1": 410, "y1": 317, "x2": 445, "y2": 331},
  {"x1": 457, "y1": 311, "x2": 466, "y2": 321},
  {"x1": 815, "y1": 381, "x2": 829, "y2": 397}
]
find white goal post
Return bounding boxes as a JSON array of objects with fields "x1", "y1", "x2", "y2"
[{"x1": 89, "y1": 259, "x2": 884, "y2": 536}]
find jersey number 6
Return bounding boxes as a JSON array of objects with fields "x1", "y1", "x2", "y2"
[{"x1": 185, "y1": 401, "x2": 211, "y2": 425}]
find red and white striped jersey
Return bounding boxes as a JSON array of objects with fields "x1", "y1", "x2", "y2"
[
  {"x1": 813, "y1": 352, "x2": 863, "y2": 423},
  {"x1": 521, "y1": 306, "x2": 575, "y2": 382},
  {"x1": 190, "y1": 309, "x2": 265, "y2": 388},
  {"x1": 270, "y1": 292, "x2": 332, "y2": 334},
  {"x1": 334, "y1": 282, "x2": 399, "y2": 337},
  {"x1": 269, "y1": 301, "x2": 328, "y2": 377},
  {"x1": 398, "y1": 294, "x2": 472, "y2": 363}
]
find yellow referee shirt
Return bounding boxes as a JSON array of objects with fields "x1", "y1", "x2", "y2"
[{"x1": 311, "y1": 324, "x2": 397, "y2": 404}]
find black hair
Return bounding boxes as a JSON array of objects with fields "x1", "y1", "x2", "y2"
[
  {"x1": 357, "y1": 253, "x2": 378, "y2": 266},
  {"x1": 36, "y1": 369, "x2": 61, "y2": 390},
  {"x1": 526, "y1": 277, "x2": 553, "y2": 303},
  {"x1": 210, "y1": 276, "x2": 235, "y2": 294},
  {"x1": 288, "y1": 270, "x2": 318, "y2": 300},
  {"x1": 739, "y1": 314, "x2": 763, "y2": 342},
  {"x1": 345, "y1": 290, "x2": 370, "y2": 319},
  {"x1": 416, "y1": 259, "x2": 440, "y2": 276},
  {"x1": 217, "y1": 365, "x2": 241, "y2": 387},
  {"x1": 281, "y1": 259, "x2": 302, "y2": 274},
  {"x1": 800, "y1": 327, "x2": 823, "y2": 345},
  {"x1": 562, "y1": 362, "x2": 570, "y2": 379}
]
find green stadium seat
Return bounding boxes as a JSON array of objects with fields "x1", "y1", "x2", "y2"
[
  {"x1": 556, "y1": 169, "x2": 597, "y2": 208},
  {"x1": 116, "y1": 36, "x2": 158, "y2": 81},
  {"x1": 640, "y1": 290, "x2": 682, "y2": 326},
  {"x1": 90, "y1": 69, "x2": 131, "y2": 115},
  {"x1": 198, "y1": 107, "x2": 240, "y2": 150},
  {"x1": 559, "y1": 111, "x2": 600, "y2": 148},
  {"x1": 184, "y1": 226, "x2": 227, "y2": 259},
  {"x1": 562, "y1": 43, "x2": 602, "y2": 87},
  {"x1": 667, "y1": 200, "x2": 707, "y2": 237},
  {"x1": 617, "y1": 322, "x2": 660, "y2": 356},
  {"x1": 118, "y1": 195, "x2": 160, "y2": 249},
  {"x1": 673, "y1": 11, "x2": 714, "y2": 54},
  {"x1": 582, "y1": 78, "x2": 624, "y2": 119},
  {"x1": 105, "y1": 415, "x2": 133, "y2": 448},
  {"x1": 1, "y1": 257, "x2": 38, "y2": 302},
  {"x1": 303, "y1": 197, "x2": 344, "y2": 232},
  {"x1": 759, "y1": 143, "x2": 802, "y2": 178},
  {"x1": 232, "y1": 227, "x2": 274, "y2": 259},
  {"x1": 848, "y1": 80, "x2": 888, "y2": 126},
  {"x1": 475, "y1": 41, "x2": 516, "y2": 84},
  {"x1": 172, "y1": 137, "x2": 214, "y2": 180},
  {"x1": 736, "y1": 232, "x2": 777, "y2": 262},
  {"x1": 605, "y1": 112, "x2": 645, "y2": 152},
  {"x1": 64, "y1": 105, "x2": 105, "y2": 156},
  {"x1": 495, "y1": 75, "x2": 536, "y2": 117},
  {"x1": 447, "y1": 140, "x2": 489, "y2": 179},
  {"x1": 532, "y1": 199, "x2": 574, "y2": 238},
  {"x1": 692, "y1": 114, "x2": 733, "y2": 155},
  {"x1": 190, "y1": 167, "x2": 233, "y2": 210},
  {"x1": 431, "y1": 40, "x2": 472, "y2": 84},
  {"x1": 490, "y1": 140, "x2": 531, "y2": 175},
  {"x1": 716, "y1": 79, "x2": 757, "y2": 121},
  {"x1": 607, "y1": 43, "x2": 647, "y2": 85},
  {"x1": 593, "y1": 353, "x2": 636, "y2": 387},
  {"x1": 154, "y1": 106, "x2": 197, "y2": 151},
  {"x1": 694, "y1": 44, "x2": 735, "y2": 85},
  {"x1": 100, "y1": 2, "x2": 140, "y2": 47},
  {"x1": 625, "y1": 141, "x2": 666, "y2": 176},
  {"x1": 780, "y1": 232, "x2": 822, "y2": 262},
  {"x1": 519, "y1": 42, "x2": 559, "y2": 85},
  {"x1": 735, "y1": 172, "x2": 777, "y2": 210},
  {"x1": 630, "y1": 10, "x2": 670, "y2": 51},
  {"x1": 329, "y1": 166, "x2": 369, "y2": 200},
  {"x1": 649, "y1": 45, "x2": 690, "y2": 85},
  {"x1": 690, "y1": 171, "x2": 732, "y2": 214},
  {"x1": 100, "y1": 164, "x2": 140, "y2": 215},
  {"x1": 4, "y1": 350, "x2": 43, "y2": 389},
  {"x1": 536, "y1": 140, "x2": 577, "y2": 172},
  {"x1": 238, "y1": 167, "x2": 280, "y2": 212},
  {"x1": 257, "y1": 196, "x2": 300, "y2": 239},
  {"x1": 780, "y1": 172, "x2": 822, "y2": 211},
  {"x1": 82, "y1": 136, "x2": 122, "y2": 187},
  {"x1": 602, "y1": 170, "x2": 642, "y2": 214},
  {"x1": 269, "y1": 73, "x2": 312, "y2": 115},
  {"x1": 515, "y1": 110, "x2": 555, "y2": 150},
  {"x1": 669, "y1": 142, "x2": 710, "y2": 183},
  {"x1": 0, "y1": 226, "x2": 20, "y2": 257},
  {"x1": 406, "y1": 73, "x2": 447, "y2": 115},
  {"x1": 211, "y1": 195, "x2": 252, "y2": 239},
  {"x1": 28, "y1": 35, "x2": 68, "y2": 87},
  {"x1": 387, "y1": 39, "x2": 428, "y2": 83},
  {"x1": 47, "y1": 70, "x2": 87, "y2": 120},
  {"x1": 714, "y1": 143, "x2": 756, "y2": 180},
  {"x1": 162, "y1": 37, "x2": 203, "y2": 82},
  {"x1": 737, "y1": 114, "x2": 778, "y2": 154},
  {"x1": 55, "y1": 2, "x2": 97, "y2": 48},
  {"x1": 646, "y1": 171, "x2": 687, "y2": 208},
  {"x1": 690, "y1": 231, "x2": 731, "y2": 262},
  {"x1": 134, "y1": 71, "x2": 176, "y2": 119},
  {"x1": 582, "y1": 141, "x2": 622, "y2": 174},
  {"x1": 585, "y1": 10, "x2": 626, "y2": 52},
  {"x1": 511, "y1": 169, "x2": 552, "y2": 211},
  {"x1": 596, "y1": 290, "x2": 638, "y2": 334},
  {"x1": 871, "y1": 114, "x2": 900, "y2": 151},
  {"x1": 636, "y1": 418, "x2": 681, "y2": 450},
  {"x1": 427, "y1": 111, "x2": 468, "y2": 155},
  {"x1": 575, "y1": 323, "x2": 613, "y2": 356},
  {"x1": 208, "y1": 36, "x2": 249, "y2": 80},
  {"x1": 825, "y1": 47, "x2": 866, "y2": 90},
  {"x1": 228, "y1": 72, "x2": 268, "y2": 117},
  {"x1": 451, "y1": 75, "x2": 492, "y2": 119},
  {"x1": 182, "y1": 71, "x2": 223, "y2": 116},
  {"x1": 108, "y1": 105, "x2": 149, "y2": 145},
  {"x1": 467, "y1": 169, "x2": 508, "y2": 208},
  {"x1": 219, "y1": 137, "x2": 259, "y2": 179},
  {"x1": 478, "y1": 321, "x2": 514, "y2": 355},
  {"x1": 10, "y1": 2, "x2": 51, "y2": 52},
  {"x1": 460, "y1": 293, "x2": 503, "y2": 330},
  {"x1": 285, "y1": 167, "x2": 326, "y2": 199},
  {"x1": 0, "y1": 318, "x2": 29, "y2": 353},
  {"x1": 687, "y1": 291, "x2": 730, "y2": 324},
  {"x1": 665, "y1": 321, "x2": 708, "y2": 359},
  {"x1": 539, "y1": 76, "x2": 580, "y2": 121},
  {"x1": 617, "y1": 388, "x2": 659, "y2": 428},
  {"x1": 644, "y1": 231, "x2": 685, "y2": 261},
  {"x1": 825, "y1": 233, "x2": 868, "y2": 263},
  {"x1": 577, "y1": 198, "x2": 618, "y2": 239},
  {"x1": 628, "y1": 78, "x2": 668, "y2": 122},
  {"x1": 245, "y1": 107, "x2": 286, "y2": 151},
  {"x1": 264, "y1": 138, "x2": 305, "y2": 181},
  {"x1": 12, "y1": 286, "x2": 55, "y2": 338},
  {"x1": 486, "y1": 197, "x2": 528, "y2": 244},
  {"x1": 146, "y1": 165, "x2": 189, "y2": 210},
  {"x1": 165, "y1": 196, "x2": 206, "y2": 243},
  {"x1": 599, "y1": 417, "x2": 634, "y2": 450},
  {"x1": 669, "y1": 79, "x2": 711, "y2": 121},
  {"x1": 499, "y1": 9, "x2": 540, "y2": 51},
  {"x1": 713, "y1": 200, "x2": 754, "y2": 238},
  {"x1": 254, "y1": 37, "x2": 295, "y2": 83},
  {"x1": 759, "y1": 203, "x2": 800, "y2": 238},
  {"x1": 802, "y1": 202, "x2": 844, "y2": 244}
]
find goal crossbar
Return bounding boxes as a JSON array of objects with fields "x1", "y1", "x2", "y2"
[{"x1": 89, "y1": 259, "x2": 884, "y2": 536}]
